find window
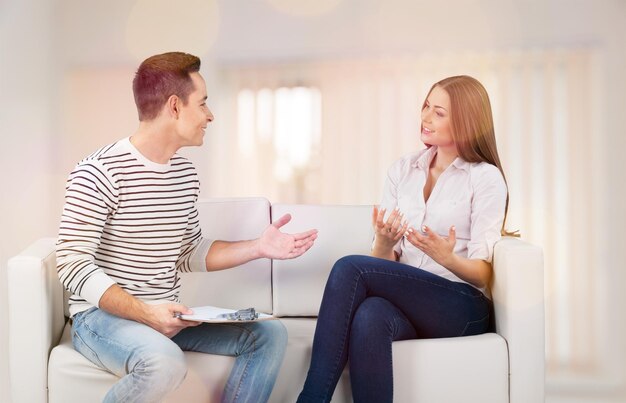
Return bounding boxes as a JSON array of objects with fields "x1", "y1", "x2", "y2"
[{"x1": 237, "y1": 87, "x2": 321, "y2": 183}]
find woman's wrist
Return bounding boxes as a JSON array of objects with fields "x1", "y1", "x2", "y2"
[
  {"x1": 372, "y1": 237, "x2": 397, "y2": 260},
  {"x1": 438, "y1": 251, "x2": 460, "y2": 270}
]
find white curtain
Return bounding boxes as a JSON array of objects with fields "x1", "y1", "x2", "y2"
[{"x1": 205, "y1": 48, "x2": 605, "y2": 380}]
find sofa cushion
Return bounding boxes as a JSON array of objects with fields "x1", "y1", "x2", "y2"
[
  {"x1": 179, "y1": 198, "x2": 273, "y2": 313},
  {"x1": 271, "y1": 204, "x2": 374, "y2": 316},
  {"x1": 393, "y1": 333, "x2": 509, "y2": 403},
  {"x1": 275, "y1": 320, "x2": 507, "y2": 403},
  {"x1": 48, "y1": 323, "x2": 235, "y2": 403},
  {"x1": 48, "y1": 318, "x2": 355, "y2": 403}
]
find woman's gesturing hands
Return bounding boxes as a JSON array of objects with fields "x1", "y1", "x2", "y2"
[{"x1": 372, "y1": 205, "x2": 457, "y2": 267}]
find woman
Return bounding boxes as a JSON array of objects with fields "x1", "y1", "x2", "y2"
[{"x1": 297, "y1": 75, "x2": 512, "y2": 403}]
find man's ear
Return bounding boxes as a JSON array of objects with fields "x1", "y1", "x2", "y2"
[{"x1": 165, "y1": 95, "x2": 180, "y2": 118}]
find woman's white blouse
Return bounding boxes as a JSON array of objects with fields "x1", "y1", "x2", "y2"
[{"x1": 380, "y1": 146, "x2": 507, "y2": 289}]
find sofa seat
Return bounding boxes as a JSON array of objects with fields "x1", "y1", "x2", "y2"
[
  {"x1": 48, "y1": 323, "x2": 235, "y2": 403},
  {"x1": 48, "y1": 318, "x2": 354, "y2": 403},
  {"x1": 47, "y1": 317, "x2": 508, "y2": 403}
]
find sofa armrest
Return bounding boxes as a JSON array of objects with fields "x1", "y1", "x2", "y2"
[
  {"x1": 8, "y1": 237, "x2": 66, "y2": 403},
  {"x1": 492, "y1": 237, "x2": 545, "y2": 403}
]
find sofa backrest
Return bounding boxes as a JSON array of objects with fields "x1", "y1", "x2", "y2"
[
  {"x1": 179, "y1": 198, "x2": 273, "y2": 313},
  {"x1": 180, "y1": 199, "x2": 374, "y2": 317},
  {"x1": 48, "y1": 197, "x2": 375, "y2": 317},
  {"x1": 271, "y1": 203, "x2": 374, "y2": 316}
]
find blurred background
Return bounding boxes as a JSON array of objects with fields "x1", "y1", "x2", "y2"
[{"x1": 1, "y1": 0, "x2": 625, "y2": 402}]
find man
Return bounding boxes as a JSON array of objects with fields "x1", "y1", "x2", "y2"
[{"x1": 56, "y1": 52, "x2": 318, "y2": 403}]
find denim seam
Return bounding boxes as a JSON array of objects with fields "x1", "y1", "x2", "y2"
[
  {"x1": 80, "y1": 316, "x2": 146, "y2": 363},
  {"x1": 77, "y1": 316, "x2": 150, "y2": 401},
  {"x1": 221, "y1": 323, "x2": 256, "y2": 403},
  {"x1": 360, "y1": 268, "x2": 484, "y2": 299},
  {"x1": 389, "y1": 316, "x2": 403, "y2": 400},
  {"x1": 72, "y1": 323, "x2": 107, "y2": 369},
  {"x1": 324, "y1": 267, "x2": 363, "y2": 400},
  {"x1": 460, "y1": 313, "x2": 490, "y2": 336},
  {"x1": 391, "y1": 314, "x2": 412, "y2": 339}
]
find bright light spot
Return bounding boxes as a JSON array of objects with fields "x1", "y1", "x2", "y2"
[
  {"x1": 274, "y1": 158, "x2": 293, "y2": 182},
  {"x1": 256, "y1": 88, "x2": 274, "y2": 142},
  {"x1": 273, "y1": 87, "x2": 292, "y2": 157},
  {"x1": 237, "y1": 89, "x2": 255, "y2": 156},
  {"x1": 288, "y1": 87, "x2": 314, "y2": 168},
  {"x1": 239, "y1": 86, "x2": 320, "y2": 181}
]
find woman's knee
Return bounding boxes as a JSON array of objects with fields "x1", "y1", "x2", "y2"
[
  {"x1": 333, "y1": 255, "x2": 368, "y2": 271},
  {"x1": 327, "y1": 255, "x2": 367, "y2": 286},
  {"x1": 351, "y1": 297, "x2": 396, "y2": 338}
]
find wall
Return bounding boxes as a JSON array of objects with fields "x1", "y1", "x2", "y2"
[{"x1": 0, "y1": 1, "x2": 59, "y2": 402}]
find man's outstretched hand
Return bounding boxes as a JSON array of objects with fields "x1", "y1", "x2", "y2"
[{"x1": 258, "y1": 214, "x2": 318, "y2": 260}]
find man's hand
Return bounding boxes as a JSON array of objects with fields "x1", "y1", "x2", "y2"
[
  {"x1": 142, "y1": 303, "x2": 201, "y2": 338},
  {"x1": 99, "y1": 284, "x2": 200, "y2": 338},
  {"x1": 258, "y1": 214, "x2": 318, "y2": 260}
]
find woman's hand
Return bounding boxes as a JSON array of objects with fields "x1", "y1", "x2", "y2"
[
  {"x1": 405, "y1": 225, "x2": 456, "y2": 267},
  {"x1": 371, "y1": 206, "x2": 408, "y2": 260},
  {"x1": 405, "y1": 225, "x2": 492, "y2": 288},
  {"x1": 373, "y1": 206, "x2": 409, "y2": 245}
]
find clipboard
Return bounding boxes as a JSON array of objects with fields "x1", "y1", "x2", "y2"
[{"x1": 175, "y1": 306, "x2": 276, "y2": 323}]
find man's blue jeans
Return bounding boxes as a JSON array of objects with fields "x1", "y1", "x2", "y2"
[
  {"x1": 71, "y1": 307, "x2": 287, "y2": 403},
  {"x1": 297, "y1": 255, "x2": 493, "y2": 403}
]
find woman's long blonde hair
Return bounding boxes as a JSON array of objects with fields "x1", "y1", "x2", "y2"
[{"x1": 424, "y1": 75, "x2": 516, "y2": 236}]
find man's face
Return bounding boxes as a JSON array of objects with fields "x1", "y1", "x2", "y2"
[{"x1": 176, "y1": 72, "x2": 214, "y2": 146}]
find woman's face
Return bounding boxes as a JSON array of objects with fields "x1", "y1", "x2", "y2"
[{"x1": 420, "y1": 85, "x2": 454, "y2": 148}]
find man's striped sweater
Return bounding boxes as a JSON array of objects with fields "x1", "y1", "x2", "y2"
[{"x1": 56, "y1": 137, "x2": 212, "y2": 317}]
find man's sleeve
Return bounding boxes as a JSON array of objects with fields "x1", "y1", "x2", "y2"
[
  {"x1": 175, "y1": 203, "x2": 214, "y2": 273},
  {"x1": 56, "y1": 162, "x2": 117, "y2": 307}
]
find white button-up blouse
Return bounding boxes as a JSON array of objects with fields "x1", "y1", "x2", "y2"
[{"x1": 379, "y1": 146, "x2": 507, "y2": 290}]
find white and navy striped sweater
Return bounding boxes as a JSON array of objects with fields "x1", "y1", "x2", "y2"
[{"x1": 56, "y1": 138, "x2": 212, "y2": 317}]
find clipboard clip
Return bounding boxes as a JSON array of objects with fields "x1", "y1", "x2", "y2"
[{"x1": 217, "y1": 307, "x2": 259, "y2": 321}]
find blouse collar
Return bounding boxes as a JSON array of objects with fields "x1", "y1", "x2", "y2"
[{"x1": 412, "y1": 146, "x2": 470, "y2": 173}]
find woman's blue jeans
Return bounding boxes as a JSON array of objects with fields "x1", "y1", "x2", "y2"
[
  {"x1": 71, "y1": 307, "x2": 287, "y2": 403},
  {"x1": 297, "y1": 255, "x2": 493, "y2": 403}
]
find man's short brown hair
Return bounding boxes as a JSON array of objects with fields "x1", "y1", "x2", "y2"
[{"x1": 132, "y1": 52, "x2": 201, "y2": 121}]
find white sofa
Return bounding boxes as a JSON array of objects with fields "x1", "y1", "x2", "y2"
[{"x1": 7, "y1": 197, "x2": 545, "y2": 403}]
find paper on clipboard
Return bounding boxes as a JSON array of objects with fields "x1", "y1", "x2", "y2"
[{"x1": 177, "y1": 306, "x2": 275, "y2": 323}]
